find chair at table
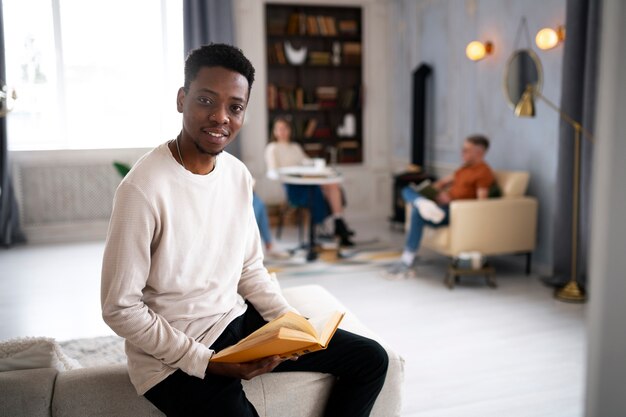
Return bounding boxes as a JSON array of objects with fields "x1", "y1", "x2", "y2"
[{"x1": 275, "y1": 201, "x2": 306, "y2": 244}]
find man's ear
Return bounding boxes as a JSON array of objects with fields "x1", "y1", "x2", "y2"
[{"x1": 177, "y1": 87, "x2": 186, "y2": 113}]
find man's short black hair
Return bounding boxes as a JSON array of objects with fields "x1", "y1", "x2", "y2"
[
  {"x1": 466, "y1": 134, "x2": 490, "y2": 151},
  {"x1": 184, "y1": 43, "x2": 255, "y2": 95}
]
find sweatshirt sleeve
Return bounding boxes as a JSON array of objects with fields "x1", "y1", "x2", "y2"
[
  {"x1": 101, "y1": 182, "x2": 212, "y2": 379},
  {"x1": 295, "y1": 143, "x2": 312, "y2": 165},
  {"x1": 238, "y1": 181, "x2": 298, "y2": 321},
  {"x1": 264, "y1": 143, "x2": 277, "y2": 171}
]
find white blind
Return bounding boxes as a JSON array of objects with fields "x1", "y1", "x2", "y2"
[{"x1": 3, "y1": 0, "x2": 183, "y2": 150}]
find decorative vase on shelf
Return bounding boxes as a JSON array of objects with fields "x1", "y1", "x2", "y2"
[
  {"x1": 284, "y1": 41, "x2": 307, "y2": 65},
  {"x1": 332, "y1": 42, "x2": 341, "y2": 66}
]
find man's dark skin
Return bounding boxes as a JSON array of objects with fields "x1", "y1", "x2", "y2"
[{"x1": 167, "y1": 65, "x2": 292, "y2": 380}]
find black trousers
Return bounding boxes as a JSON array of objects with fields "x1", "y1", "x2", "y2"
[{"x1": 145, "y1": 304, "x2": 389, "y2": 417}]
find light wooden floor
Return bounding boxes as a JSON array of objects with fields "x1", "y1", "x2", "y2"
[{"x1": 0, "y1": 218, "x2": 586, "y2": 417}]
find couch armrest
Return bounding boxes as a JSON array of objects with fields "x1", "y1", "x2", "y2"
[
  {"x1": 447, "y1": 197, "x2": 538, "y2": 256},
  {"x1": 52, "y1": 365, "x2": 162, "y2": 417},
  {"x1": 0, "y1": 368, "x2": 57, "y2": 417}
]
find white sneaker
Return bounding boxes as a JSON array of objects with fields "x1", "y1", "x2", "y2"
[{"x1": 414, "y1": 198, "x2": 446, "y2": 224}]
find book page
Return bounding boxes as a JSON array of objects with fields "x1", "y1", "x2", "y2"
[
  {"x1": 212, "y1": 328, "x2": 318, "y2": 362},
  {"x1": 309, "y1": 311, "x2": 345, "y2": 347},
  {"x1": 238, "y1": 312, "x2": 317, "y2": 346},
  {"x1": 211, "y1": 311, "x2": 345, "y2": 363}
]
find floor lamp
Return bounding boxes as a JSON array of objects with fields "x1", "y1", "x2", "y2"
[{"x1": 515, "y1": 84, "x2": 594, "y2": 303}]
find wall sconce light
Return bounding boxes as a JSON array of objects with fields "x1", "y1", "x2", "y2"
[
  {"x1": 535, "y1": 26, "x2": 565, "y2": 50},
  {"x1": 465, "y1": 41, "x2": 494, "y2": 61}
]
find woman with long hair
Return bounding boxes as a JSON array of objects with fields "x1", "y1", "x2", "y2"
[{"x1": 264, "y1": 117, "x2": 354, "y2": 246}]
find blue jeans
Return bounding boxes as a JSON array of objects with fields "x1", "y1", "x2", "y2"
[
  {"x1": 402, "y1": 186, "x2": 449, "y2": 252},
  {"x1": 252, "y1": 193, "x2": 272, "y2": 246}
]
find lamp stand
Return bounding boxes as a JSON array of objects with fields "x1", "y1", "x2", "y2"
[
  {"x1": 516, "y1": 86, "x2": 591, "y2": 303},
  {"x1": 555, "y1": 125, "x2": 586, "y2": 303}
]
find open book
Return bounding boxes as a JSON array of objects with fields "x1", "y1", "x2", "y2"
[
  {"x1": 409, "y1": 179, "x2": 439, "y2": 201},
  {"x1": 211, "y1": 311, "x2": 345, "y2": 363}
]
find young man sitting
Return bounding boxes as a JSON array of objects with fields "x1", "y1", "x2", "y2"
[
  {"x1": 386, "y1": 135, "x2": 495, "y2": 279},
  {"x1": 101, "y1": 43, "x2": 388, "y2": 417}
]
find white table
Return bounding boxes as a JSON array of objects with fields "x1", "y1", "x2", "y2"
[{"x1": 278, "y1": 166, "x2": 343, "y2": 261}]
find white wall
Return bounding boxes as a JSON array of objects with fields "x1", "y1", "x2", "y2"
[
  {"x1": 389, "y1": 0, "x2": 566, "y2": 271},
  {"x1": 233, "y1": 0, "x2": 394, "y2": 221},
  {"x1": 585, "y1": 0, "x2": 626, "y2": 414}
]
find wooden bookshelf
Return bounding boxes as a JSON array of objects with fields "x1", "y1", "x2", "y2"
[{"x1": 265, "y1": 4, "x2": 363, "y2": 164}]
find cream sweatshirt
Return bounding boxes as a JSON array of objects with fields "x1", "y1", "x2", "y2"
[
  {"x1": 101, "y1": 142, "x2": 295, "y2": 395},
  {"x1": 264, "y1": 141, "x2": 311, "y2": 177}
]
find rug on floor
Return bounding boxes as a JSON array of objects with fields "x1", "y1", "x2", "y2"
[{"x1": 265, "y1": 239, "x2": 402, "y2": 279}]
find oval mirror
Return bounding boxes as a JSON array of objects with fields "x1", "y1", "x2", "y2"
[{"x1": 504, "y1": 49, "x2": 543, "y2": 109}]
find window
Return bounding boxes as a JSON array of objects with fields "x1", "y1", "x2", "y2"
[{"x1": 3, "y1": 0, "x2": 183, "y2": 150}]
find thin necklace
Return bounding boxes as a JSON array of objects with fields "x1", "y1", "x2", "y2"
[{"x1": 175, "y1": 136, "x2": 185, "y2": 169}]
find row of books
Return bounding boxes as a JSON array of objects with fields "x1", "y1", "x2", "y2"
[
  {"x1": 267, "y1": 84, "x2": 362, "y2": 111},
  {"x1": 301, "y1": 141, "x2": 362, "y2": 163},
  {"x1": 270, "y1": 116, "x2": 350, "y2": 141},
  {"x1": 267, "y1": 13, "x2": 359, "y2": 37},
  {"x1": 279, "y1": 13, "x2": 359, "y2": 37},
  {"x1": 342, "y1": 42, "x2": 362, "y2": 66},
  {"x1": 279, "y1": 118, "x2": 331, "y2": 141},
  {"x1": 267, "y1": 42, "x2": 362, "y2": 66}
]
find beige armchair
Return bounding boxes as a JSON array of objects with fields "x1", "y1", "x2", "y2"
[{"x1": 406, "y1": 170, "x2": 538, "y2": 273}]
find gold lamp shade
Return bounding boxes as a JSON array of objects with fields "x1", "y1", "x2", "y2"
[{"x1": 515, "y1": 86, "x2": 536, "y2": 117}]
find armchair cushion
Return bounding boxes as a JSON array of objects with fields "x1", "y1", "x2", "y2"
[{"x1": 494, "y1": 171, "x2": 529, "y2": 197}]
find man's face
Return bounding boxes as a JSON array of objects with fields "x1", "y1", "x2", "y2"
[
  {"x1": 177, "y1": 66, "x2": 249, "y2": 156},
  {"x1": 461, "y1": 141, "x2": 484, "y2": 165}
]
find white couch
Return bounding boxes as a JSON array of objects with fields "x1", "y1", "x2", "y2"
[{"x1": 0, "y1": 285, "x2": 404, "y2": 417}]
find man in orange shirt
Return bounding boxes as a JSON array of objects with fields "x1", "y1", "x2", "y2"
[{"x1": 386, "y1": 135, "x2": 495, "y2": 278}]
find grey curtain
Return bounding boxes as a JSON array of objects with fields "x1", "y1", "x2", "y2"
[
  {"x1": 183, "y1": 0, "x2": 241, "y2": 159},
  {"x1": 547, "y1": 0, "x2": 601, "y2": 288},
  {"x1": 0, "y1": 0, "x2": 26, "y2": 247}
]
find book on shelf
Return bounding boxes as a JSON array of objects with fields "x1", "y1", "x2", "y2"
[
  {"x1": 267, "y1": 84, "x2": 278, "y2": 110},
  {"x1": 308, "y1": 51, "x2": 331, "y2": 65},
  {"x1": 267, "y1": 16, "x2": 286, "y2": 36},
  {"x1": 269, "y1": 86, "x2": 300, "y2": 110},
  {"x1": 286, "y1": 12, "x2": 306, "y2": 35},
  {"x1": 325, "y1": 16, "x2": 338, "y2": 36},
  {"x1": 301, "y1": 103, "x2": 321, "y2": 111},
  {"x1": 295, "y1": 87, "x2": 304, "y2": 110},
  {"x1": 306, "y1": 15, "x2": 319, "y2": 35},
  {"x1": 342, "y1": 42, "x2": 362, "y2": 66},
  {"x1": 211, "y1": 311, "x2": 345, "y2": 363},
  {"x1": 277, "y1": 87, "x2": 298, "y2": 110},
  {"x1": 303, "y1": 118, "x2": 318, "y2": 138},
  {"x1": 274, "y1": 42, "x2": 286, "y2": 65},
  {"x1": 317, "y1": 15, "x2": 328, "y2": 36},
  {"x1": 312, "y1": 126, "x2": 332, "y2": 138},
  {"x1": 340, "y1": 86, "x2": 362, "y2": 109},
  {"x1": 315, "y1": 86, "x2": 338, "y2": 101},
  {"x1": 338, "y1": 140, "x2": 361, "y2": 163},
  {"x1": 338, "y1": 19, "x2": 358, "y2": 35},
  {"x1": 318, "y1": 100, "x2": 338, "y2": 109}
]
